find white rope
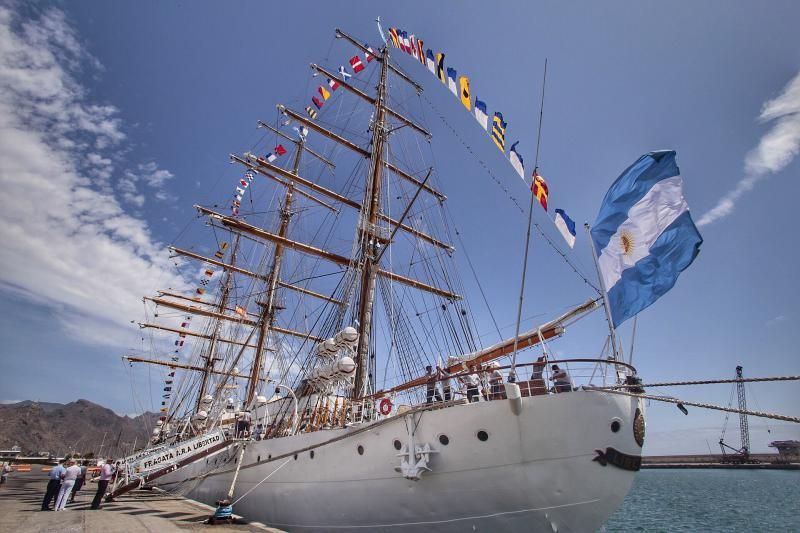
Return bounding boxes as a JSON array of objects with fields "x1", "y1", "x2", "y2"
[{"x1": 230, "y1": 457, "x2": 293, "y2": 506}]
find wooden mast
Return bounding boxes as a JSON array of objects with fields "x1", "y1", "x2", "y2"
[
  {"x1": 245, "y1": 136, "x2": 304, "y2": 406},
  {"x1": 352, "y1": 46, "x2": 390, "y2": 399},
  {"x1": 195, "y1": 234, "x2": 238, "y2": 412}
]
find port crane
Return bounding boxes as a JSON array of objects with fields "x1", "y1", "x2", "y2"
[{"x1": 718, "y1": 365, "x2": 758, "y2": 463}]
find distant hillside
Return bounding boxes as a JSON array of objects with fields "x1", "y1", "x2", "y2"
[{"x1": 0, "y1": 399, "x2": 158, "y2": 458}]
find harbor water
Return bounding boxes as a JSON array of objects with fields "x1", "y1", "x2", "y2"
[{"x1": 602, "y1": 469, "x2": 800, "y2": 531}]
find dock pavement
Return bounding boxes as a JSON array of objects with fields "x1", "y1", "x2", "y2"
[{"x1": 0, "y1": 469, "x2": 285, "y2": 532}]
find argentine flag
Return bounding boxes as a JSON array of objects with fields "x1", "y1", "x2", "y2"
[{"x1": 591, "y1": 150, "x2": 702, "y2": 327}]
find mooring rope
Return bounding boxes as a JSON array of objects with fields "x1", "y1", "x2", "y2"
[
  {"x1": 592, "y1": 388, "x2": 800, "y2": 423},
  {"x1": 231, "y1": 457, "x2": 293, "y2": 506},
  {"x1": 598, "y1": 375, "x2": 800, "y2": 389}
]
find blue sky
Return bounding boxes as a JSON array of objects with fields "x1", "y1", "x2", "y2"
[{"x1": 0, "y1": 1, "x2": 798, "y2": 454}]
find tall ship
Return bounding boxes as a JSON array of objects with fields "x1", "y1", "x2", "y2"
[{"x1": 119, "y1": 22, "x2": 702, "y2": 532}]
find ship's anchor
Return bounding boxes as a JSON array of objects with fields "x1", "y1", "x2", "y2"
[{"x1": 395, "y1": 417, "x2": 438, "y2": 480}]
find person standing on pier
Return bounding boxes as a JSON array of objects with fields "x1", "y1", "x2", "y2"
[
  {"x1": 69, "y1": 460, "x2": 88, "y2": 502},
  {"x1": 55, "y1": 460, "x2": 81, "y2": 511},
  {"x1": 90, "y1": 458, "x2": 115, "y2": 510},
  {"x1": 40, "y1": 459, "x2": 65, "y2": 511}
]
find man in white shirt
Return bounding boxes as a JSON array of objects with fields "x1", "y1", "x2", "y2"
[
  {"x1": 55, "y1": 460, "x2": 81, "y2": 511},
  {"x1": 69, "y1": 461, "x2": 88, "y2": 502},
  {"x1": 90, "y1": 458, "x2": 115, "y2": 510},
  {"x1": 459, "y1": 372, "x2": 480, "y2": 403}
]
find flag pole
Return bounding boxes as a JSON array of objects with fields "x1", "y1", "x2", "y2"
[
  {"x1": 583, "y1": 223, "x2": 620, "y2": 360},
  {"x1": 509, "y1": 58, "x2": 547, "y2": 382}
]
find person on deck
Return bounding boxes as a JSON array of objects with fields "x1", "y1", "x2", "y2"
[
  {"x1": 489, "y1": 364, "x2": 504, "y2": 399},
  {"x1": 90, "y1": 458, "x2": 115, "y2": 510},
  {"x1": 439, "y1": 366, "x2": 452, "y2": 401},
  {"x1": 41, "y1": 459, "x2": 65, "y2": 511},
  {"x1": 532, "y1": 356, "x2": 546, "y2": 381},
  {"x1": 237, "y1": 410, "x2": 252, "y2": 438},
  {"x1": 550, "y1": 365, "x2": 572, "y2": 393},
  {"x1": 69, "y1": 461, "x2": 88, "y2": 502},
  {"x1": 462, "y1": 371, "x2": 480, "y2": 403},
  {"x1": 425, "y1": 366, "x2": 443, "y2": 404},
  {"x1": 55, "y1": 459, "x2": 81, "y2": 511}
]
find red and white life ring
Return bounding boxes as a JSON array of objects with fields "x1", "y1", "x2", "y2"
[{"x1": 378, "y1": 397, "x2": 393, "y2": 416}]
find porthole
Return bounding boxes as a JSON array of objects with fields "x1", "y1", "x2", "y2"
[
  {"x1": 611, "y1": 420, "x2": 621, "y2": 433},
  {"x1": 257, "y1": 455, "x2": 261, "y2": 462},
  {"x1": 310, "y1": 450, "x2": 315, "y2": 459},
  {"x1": 357, "y1": 444, "x2": 365, "y2": 455},
  {"x1": 477, "y1": 430, "x2": 489, "y2": 442},
  {"x1": 438, "y1": 434, "x2": 450, "y2": 446},
  {"x1": 268, "y1": 454, "x2": 272, "y2": 460},
  {"x1": 293, "y1": 453, "x2": 298, "y2": 460},
  {"x1": 393, "y1": 439, "x2": 402, "y2": 450}
]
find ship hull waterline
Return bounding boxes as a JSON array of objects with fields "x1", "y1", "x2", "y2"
[{"x1": 156, "y1": 389, "x2": 643, "y2": 532}]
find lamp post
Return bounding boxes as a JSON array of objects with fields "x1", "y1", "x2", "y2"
[{"x1": 276, "y1": 384, "x2": 298, "y2": 435}]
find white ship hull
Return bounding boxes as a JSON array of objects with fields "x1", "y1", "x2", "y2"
[{"x1": 157, "y1": 390, "x2": 643, "y2": 532}]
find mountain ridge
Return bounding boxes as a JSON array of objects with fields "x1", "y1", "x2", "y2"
[{"x1": 0, "y1": 399, "x2": 157, "y2": 457}]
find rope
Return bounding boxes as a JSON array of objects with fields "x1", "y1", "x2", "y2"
[
  {"x1": 591, "y1": 388, "x2": 800, "y2": 424},
  {"x1": 230, "y1": 457, "x2": 293, "y2": 506},
  {"x1": 420, "y1": 93, "x2": 525, "y2": 213},
  {"x1": 420, "y1": 93, "x2": 599, "y2": 295},
  {"x1": 598, "y1": 375, "x2": 800, "y2": 389}
]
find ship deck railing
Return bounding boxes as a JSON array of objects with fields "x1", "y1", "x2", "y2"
[{"x1": 345, "y1": 358, "x2": 638, "y2": 424}]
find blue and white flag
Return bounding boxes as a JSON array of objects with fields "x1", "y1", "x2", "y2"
[
  {"x1": 590, "y1": 150, "x2": 702, "y2": 326},
  {"x1": 509, "y1": 141, "x2": 524, "y2": 179},
  {"x1": 554, "y1": 208, "x2": 576, "y2": 248},
  {"x1": 426, "y1": 49, "x2": 436, "y2": 74},
  {"x1": 447, "y1": 67, "x2": 458, "y2": 96},
  {"x1": 474, "y1": 98, "x2": 489, "y2": 130}
]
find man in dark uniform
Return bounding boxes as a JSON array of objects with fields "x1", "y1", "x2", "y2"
[{"x1": 41, "y1": 459, "x2": 65, "y2": 511}]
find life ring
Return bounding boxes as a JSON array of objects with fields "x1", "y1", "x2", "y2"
[{"x1": 379, "y1": 398, "x2": 393, "y2": 416}]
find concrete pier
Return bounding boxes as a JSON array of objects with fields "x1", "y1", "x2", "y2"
[
  {"x1": 642, "y1": 453, "x2": 800, "y2": 469},
  {"x1": 0, "y1": 469, "x2": 285, "y2": 532}
]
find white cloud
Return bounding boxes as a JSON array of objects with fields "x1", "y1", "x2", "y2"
[
  {"x1": 117, "y1": 161, "x2": 176, "y2": 204},
  {"x1": 765, "y1": 314, "x2": 787, "y2": 328},
  {"x1": 0, "y1": 6, "x2": 188, "y2": 346},
  {"x1": 137, "y1": 161, "x2": 175, "y2": 188},
  {"x1": 698, "y1": 71, "x2": 800, "y2": 227}
]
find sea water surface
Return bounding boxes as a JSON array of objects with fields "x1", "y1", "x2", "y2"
[{"x1": 602, "y1": 469, "x2": 799, "y2": 532}]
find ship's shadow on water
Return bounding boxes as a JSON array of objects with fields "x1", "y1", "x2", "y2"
[{"x1": 601, "y1": 469, "x2": 800, "y2": 532}]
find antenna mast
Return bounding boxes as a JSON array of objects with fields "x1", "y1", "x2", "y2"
[{"x1": 509, "y1": 58, "x2": 547, "y2": 380}]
